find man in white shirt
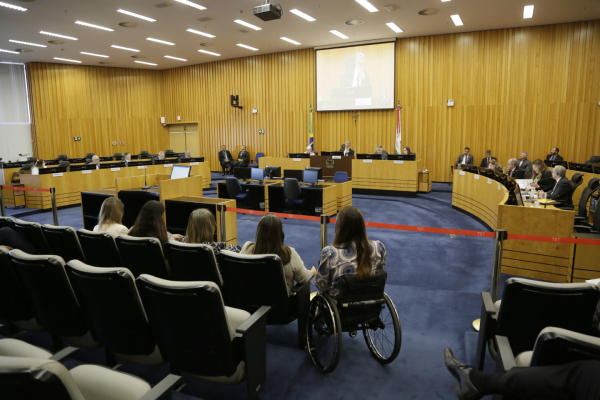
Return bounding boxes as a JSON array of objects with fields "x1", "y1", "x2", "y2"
[
  {"x1": 91, "y1": 155, "x2": 101, "y2": 170},
  {"x1": 218, "y1": 145, "x2": 233, "y2": 175},
  {"x1": 123, "y1": 152, "x2": 132, "y2": 167}
]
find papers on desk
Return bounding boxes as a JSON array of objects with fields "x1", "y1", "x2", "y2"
[
  {"x1": 586, "y1": 278, "x2": 600, "y2": 286},
  {"x1": 515, "y1": 179, "x2": 533, "y2": 189}
]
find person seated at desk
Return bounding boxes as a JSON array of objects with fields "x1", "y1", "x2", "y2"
[
  {"x1": 128, "y1": 200, "x2": 182, "y2": 243},
  {"x1": 178, "y1": 151, "x2": 191, "y2": 162},
  {"x1": 87, "y1": 155, "x2": 101, "y2": 169},
  {"x1": 402, "y1": 146, "x2": 415, "y2": 157},
  {"x1": 31, "y1": 159, "x2": 46, "y2": 175},
  {"x1": 546, "y1": 165, "x2": 573, "y2": 206},
  {"x1": 528, "y1": 159, "x2": 554, "y2": 191},
  {"x1": 232, "y1": 145, "x2": 250, "y2": 172},
  {"x1": 181, "y1": 208, "x2": 241, "y2": 253},
  {"x1": 315, "y1": 206, "x2": 386, "y2": 298},
  {"x1": 123, "y1": 152, "x2": 132, "y2": 167},
  {"x1": 480, "y1": 150, "x2": 497, "y2": 168},
  {"x1": 340, "y1": 141, "x2": 355, "y2": 156},
  {"x1": 504, "y1": 158, "x2": 525, "y2": 179},
  {"x1": 305, "y1": 145, "x2": 318, "y2": 156},
  {"x1": 455, "y1": 147, "x2": 474, "y2": 168},
  {"x1": 152, "y1": 151, "x2": 166, "y2": 165},
  {"x1": 487, "y1": 159, "x2": 503, "y2": 172},
  {"x1": 240, "y1": 213, "x2": 316, "y2": 291},
  {"x1": 516, "y1": 151, "x2": 531, "y2": 172},
  {"x1": 93, "y1": 197, "x2": 129, "y2": 238},
  {"x1": 0, "y1": 227, "x2": 39, "y2": 254},
  {"x1": 219, "y1": 145, "x2": 233, "y2": 175},
  {"x1": 546, "y1": 147, "x2": 563, "y2": 162},
  {"x1": 376, "y1": 146, "x2": 388, "y2": 160}
]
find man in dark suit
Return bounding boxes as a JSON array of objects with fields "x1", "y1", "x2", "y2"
[
  {"x1": 547, "y1": 165, "x2": 573, "y2": 206},
  {"x1": 455, "y1": 147, "x2": 474, "y2": 168},
  {"x1": 376, "y1": 146, "x2": 388, "y2": 160},
  {"x1": 152, "y1": 151, "x2": 166, "y2": 165},
  {"x1": 516, "y1": 151, "x2": 531, "y2": 172},
  {"x1": 339, "y1": 52, "x2": 370, "y2": 88},
  {"x1": 546, "y1": 147, "x2": 563, "y2": 162},
  {"x1": 505, "y1": 158, "x2": 525, "y2": 179},
  {"x1": 340, "y1": 141, "x2": 355, "y2": 156},
  {"x1": 123, "y1": 152, "x2": 132, "y2": 167},
  {"x1": 480, "y1": 150, "x2": 497, "y2": 168},
  {"x1": 218, "y1": 145, "x2": 233, "y2": 175},
  {"x1": 232, "y1": 145, "x2": 250, "y2": 172}
]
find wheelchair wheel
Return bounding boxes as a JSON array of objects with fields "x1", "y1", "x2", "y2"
[
  {"x1": 306, "y1": 293, "x2": 342, "y2": 373},
  {"x1": 363, "y1": 292, "x2": 401, "y2": 364}
]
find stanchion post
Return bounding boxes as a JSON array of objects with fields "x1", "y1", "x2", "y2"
[
  {"x1": 320, "y1": 214, "x2": 330, "y2": 250},
  {"x1": 50, "y1": 187, "x2": 59, "y2": 226},
  {"x1": 0, "y1": 185, "x2": 5, "y2": 217},
  {"x1": 217, "y1": 204, "x2": 227, "y2": 242}
]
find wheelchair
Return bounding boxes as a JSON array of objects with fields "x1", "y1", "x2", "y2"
[{"x1": 306, "y1": 272, "x2": 401, "y2": 373}]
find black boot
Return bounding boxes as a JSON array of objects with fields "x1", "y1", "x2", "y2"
[{"x1": 444, "y1": 348, "x2": 483, "y2": 400}]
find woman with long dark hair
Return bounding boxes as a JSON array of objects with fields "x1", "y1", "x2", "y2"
[
  {"x1": 128, "y1": 200, "x2": 181, "y2": 243},
  {"x1": 183, "y1": 208, "x2": 240, "y2": 253},
  {"x1": 315, "y1": 206, "x2": 386, "y2": 297}
]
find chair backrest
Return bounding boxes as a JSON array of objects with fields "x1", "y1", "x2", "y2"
[
  {"x1": 42, "y1": 225, "x2": 86, "y2": 263},
  {"x1": 497, "y1": 278, "x2": 600, "y2": 356},
  {"x1": 115, "y1": 235, "x2": 170, "y2": 279},
  {"x1": 523, "y1": 169, "x2": 533, "y2": 179},
  {"x1": 218, "y1": 251, "x2": 291, "y2": 322},
  {"x1": 85, "y1": 153, "x2": 95, "y2": 158},
  {"x1": 530, "y1": 327, "x2": 600, "y2": 367},
  {"x1": 333, "y1": 171, "x2": 348, "y2": 183},
  {"x1": 571, "y1": 172, "x2": 585, "y2": 185},
  {"x1": 577, "y1": 178, "x2": 600, "y2": 218},
  {"x1": 12, "y1": 219, "x2": 51, "y2": 254},
  {"x1": 65, "y1": 260, "x2": 157, "y2": 357},
  {"x1": 76, "y1": 229, "x2": 122, "y2": 268},
  {"x1": 57, "y1": 154, "x2": 68, "y2": 160},
  {"x1": 336, "y1": 272, "x2": 387, "y2": 325},
  {"x1": 8, "y1": 250, "x2": 88, "y2": 338},
  {"x1": 284, "y1": 178, "x2": 301, "y2": 201},
  {"x1": 256, "y1": 152, "x2": 264, "y2": 162},
  {"x1": 225, "y1": 177, "x2": 242, "y2": 198},
  {"x1": 163, "y1": 242, "x2": 223, "y2": 285},
  {"x1": 587, "y1": 155, "x2": 600, "y2": 164},
  {"x1": 136, "y1": 275, "x2": 242, "y2": 377},
  {"x1": 0, "y1": 247, "x2": 36, "y2": 322},
  {"x1": 0, "y1": 216, "x2": 15, "y2": 229}
]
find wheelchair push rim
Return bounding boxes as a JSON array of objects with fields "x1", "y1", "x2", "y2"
[
  {"x1": 363, "y1": 292, "x2": 401, "y2": 364},
  {"x1": 306, "y1": 293, "x2": 342, "y2": 373}
]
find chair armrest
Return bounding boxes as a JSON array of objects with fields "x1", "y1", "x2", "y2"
[
  {"x1": 237, "y1": 306, "x2": 271, "y2": 400},
  {"x1": 494, "y1": 335, "x2": 517, "y2": 372},
  {"x1": 476, "y1": 292, "x2": 497, "y2": 371},
  {"x1": 139, "y1": 374, "x2": 184, "y2": 400},
  {"x1": 290, "y1": 280, "x2": 311, "y2": 296},
  {"x1": 49, "y1": 346, "x2": 79, "y2": 362},
  {"x1": 481, "y1": 292, "x2": 496, "y2": 315},
  {"x1": 236, "y1": 306, "x2": 272, "y2": 335}
]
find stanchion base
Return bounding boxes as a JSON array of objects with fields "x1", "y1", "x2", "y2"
[{"x1": 472, "y1": 319, "x2": 480, "y2": 332}]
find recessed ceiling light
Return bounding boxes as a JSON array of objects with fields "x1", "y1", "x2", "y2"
[
  {"x1": 237, "y1": 43, "x2": 258, "y2": 51},
  {"x1": 75, "y1": 21, "x2": 114, "y2": 32},
  {"x1": 523, "y1": 5, "x2": 534, "y2": 19},
  {"x1": 450, "y1": 14, "x2": 463, "y2": 26},
  {"x1": 135, "y1": 61, "x2": 157, "y2": 66},
  {"x1": 146, "y1": 38, "x2": 175, "y2": 45},
  {"x1": 174, "y1": 0, "x2": 206, "y2": 10},
  {"x1": 0, "y1": 49, "x2": 20, "y2": 54},
  {"x1": 0, "y1": 2, "x2": 27, "y2": 11},
  {"x1": 111, "y1": 45, "x2": 140, "y2": 52},
  {"x1": 355, "y1": 0, "x2": 378, "y2": 12},
  {"x1": 9, "y1": 39, "x2": 47, "y2": 47},
  {"x1": 81, "y1": 52, "x2": 109, "y2": 58},
  {"x1": 165, "y1": 55, "x2": 187, "y2": 61},
  {"x1": 40, "y1": 31, "x2": 78, "y2": 40},
  {"x1": 386, "y1": 22, "x2": 403, "y2": 33},
  {"x1": 329, "y1": 30, "x2": 349, "y2": 39},
  {"x1": 54, "y1": 57, "x2": 81, "y2": 63},
  {"x1": 47, "y1": 40, "x2": 66, "y2": 45},
  {"x1": 117, "y1": 9, "x2": 156, "y2": 22},
  {"x1": 234, "y1": 19, "x2": 261, "y2": 30},
  {"x1": 198, "y1": 49, "x2": 220, "y2": 56},
  {"x1": 289, "y1": 9, "x2": 316, "y2": 21},
  {"x1": 280, "y1": 37, "x2": 301, "y2": 45},
  {"x1": 186, "y1": 29, "x2": 215, "y2": 38},
  {"x1": 118, "y1": 22, "x2": 139, "y2": 28}
]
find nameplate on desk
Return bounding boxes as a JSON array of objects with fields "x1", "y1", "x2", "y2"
[
  {"x1": 111, "y1": 167, "x2": 121, "y2": 172},
  {"x1": 138, "y1": 166, "x2": 147, "y2": 170},
  {"x1": 52, "y1": 173, "x2": 63, "y2": 177},
  {"x1": 310, "y1": 154, "x2": 316, "y2": 156},
  {"x1": 293, "y1": 158, "x2": 302, "y2": 161},
  {"x1": 363, "y1": 159, "x2": 373, "y2": 163},
  {"x1": 82, "y1": 170, "x2": 92, "y2": 175},
  {"x1": 333, "y1": 156, "x2": 341, "y2": 159},
  {"x1": 459, "y1": 171, "x2": 465, "y2": 175},
  {"x1": 393, "y1": 160, "x2": 404, "y2": 164},
  {"x1": 498, "y1": 183, "x2": 502, "y2": 191},
  {"x1": 164, "y1": 164, "x2": 174, "y2": 167},
  {"x1": 474, "y1": 174, "x2": 480, "y2": 180},
  {"x1": 190, "y1": 162, "x2": 199, "y2": 166},
  {"x1": 487, "y1": 178, "x2": 492, "y2": 184}
]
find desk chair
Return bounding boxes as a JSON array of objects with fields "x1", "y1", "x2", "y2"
[
  {"x1": 574, "y1": 178, "x2": 600, "y2": 223},
  {"x1": 225, "y1": 177, "x2": 249, "y2": 205},
  {"x1": 0, "y1": 216, "x2": 15, "y2": 229},
  {"x1": 249, "y1": 152, "x2": 264, "y2": 168},
  {"x1": 585, "y1": 155, "x2": 600, "y2": 165},
  {"x1": 42, "y1": 225, "x2": 86, "y2": 263},
  {"x1": 115, "y1": 235, "x2": 170, "y2": 279},
  {"x1": 574, "y1": 196, "x2": 600, "y2": 233},
  {"x1": 77, "y1": 229, "x2": 122, "y2": 268},
  {"x1": 13, "y1": 219, "x2": 51, "y2": 254},
  {"x1": 163, "y1": 242, "x2": 223, "y2": 286},
  {"x1": 283, "y1": 178, "x2": 306, "y2": 213},
  {"x1": 333, "y1": 171, "x2": 348, "y2": 183},
  {"x1": 523, "y1": 169, "x2": 533, "y2": 179}
]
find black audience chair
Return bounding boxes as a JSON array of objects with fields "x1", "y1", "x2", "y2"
[
  {"x1": 13, "y1": 219, "x2": 51, "y2": 254},
  {"x1": 42, "y1": 225, "x2": 86, "y2": 263},
  {"x1": 476, "y1": 277, "x2": 600, "y2": 371},
  {"x1": 585, "y1": 155, "x2": 600, "y2": 165},
  {"x1": 115, "y1": 235, "x2": 170, "y2": 279},
  {"x1": 283, "y1": 178, "x2": 306, "y2": 213},
  {"x1": 0, "y1": 216, "x2": 15, "y2": 229},
  {"x1": 574, "y1": 196, "x2": 600, "y2": 233},
  {"x1": 163, "y1": 242, "x2": 223, "y2": 285},
  {"x1": 574, "y1": 177, "x2": 600, "y2": 223},
  {"x1": 77, "y1": 229, "x2": 122, "y2": 268},
  {"x1": 136, "y1": 274, "x2": 271, "y2": 400},
  {"x1": 65, "y1": 260, "x2": 166, "y2": 367}
]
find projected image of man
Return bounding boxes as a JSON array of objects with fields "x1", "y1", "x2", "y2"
[{"x1": 340, "y1": 52, "x2": 370, "y2": 88}]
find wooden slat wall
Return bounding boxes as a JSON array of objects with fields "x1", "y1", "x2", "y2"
[{"x1": 28, "y1": 63, "x2": 168, "y2": 159}]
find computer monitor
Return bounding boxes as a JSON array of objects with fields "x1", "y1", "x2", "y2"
[
  {"x1": 322, "y1": 151, "x2": 343, "y2": 156},
  {"x1": 39, "y1": 167, "x2": 67, "y2": 175},
  {"x1": 387, "y1": 154, "x2": 416, "y2": 161},
  {"x1": 462, "y1": 165, "x2": 479, "y2": 174},
  {"x1": 70, "y1": 164, "x2": 96, "y2": 172},
  {"x1": 179, "y1": 157, "x2": 205, "y2": 163},
  {"x1": 544, "y1": 160, "x2": 566, "y2": 168},
  {"x1": 357, "y1": 154, "x2": 382, "y2": 160},
  {"x1": 153, "y1": 159, "x2": 171, "y2": 165},
  {"x1": 304, "y1": 167, "x2": 322, "y2": 180},
  {"x1": 171, "y1": 165, "x2": 191, "y2": 180},
  {"x1": 127, "y1": 160, "x2": 153, "y2": 166},
  {"x1": 479, "y1": 168, "x2": 495, "y2": 179},
  {"x1": 265, "y1": 166, "x2": 281, "y2": 179},
  {"x1": 284, "y1": 169, "x2": 303, "y2": 181},
  {"x1": 303, "y1": 170, "x2": 319, "y2": 185},
  {"x1": 514, "y1": 185, "x2": 524, "y2": 206},
  {"x1": 251, "y1": 168, "x2": 265, "y2": 182},
  {"x1": 100, "y1": 162, "x2": 125, "y2": 169},
  {"x1": 568, "y1": 162, "x2": 593, "y2": 172},
  {"x1": 288, "y1": 153, "x2": 310, "y2": 159},
  {"x1": 234, "y1": 167, "x2": 252, "y2": 181}
]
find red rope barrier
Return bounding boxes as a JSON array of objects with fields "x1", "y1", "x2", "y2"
[
  {"x1": 507, "y1": 234, "x2": 600, "y2": 246},
  {"x1": 226, "y1": 207, "x2": 322, "y2": 222},
  {"x1": 1, "y1": 186, "x2": 51, "y2": 193}
]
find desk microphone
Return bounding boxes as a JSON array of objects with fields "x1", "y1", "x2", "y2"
[{"x1": 142, "y1": 164, "x2": 151, "y2": 190}]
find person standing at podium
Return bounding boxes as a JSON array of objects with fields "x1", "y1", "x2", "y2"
[
  {"x1": 218, "y1": 145, "x2": 233, "y2": 175},
  {"x1": 455, "y1": 148, "x2": 473, "y2": 168},
  {"x1": 305, "y1": 145, "x2": 318, "y2": 156},
  {"x1": 340, "y1": 141, "x2": 355, "y2": 156},
  {"x1": 232, "y1": 145, "x2": 250, "y2": 172}
]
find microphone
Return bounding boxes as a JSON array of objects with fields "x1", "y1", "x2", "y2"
[{"x1": 142, "y1": 163, "x2": 150, "y2": 190}]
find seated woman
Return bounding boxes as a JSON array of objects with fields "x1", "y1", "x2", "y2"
[
  {"x1": 93, "y1": 197, "x2": 129, "y2": 237},
  {"x1": 240, "y1": 213, "x2": 315, "y2": 291},
  {"x1": 31, "y1": 159, "x2": 46, "y2": 175},
  {"x1": 128, "y1": 200, "x2": 182, "y2": 243},
  {"x1": 528, "y1": 159, "x2": 554, "y2": 191},
  {"x1": 0, "y1": 227, "x2": 38, "y2": 254},
  {"x1": 402, "y1": 146, "x2": 415, "y2": 157},
  {"x1": 316, "y1": 206, "x2": 386, "y2": 297},
  {"x1": 487, "y1": 159, "x2": 503, "y2": 172},
  {"x1": 182, "y1": 208, "x2": 241, "y2": 253}
]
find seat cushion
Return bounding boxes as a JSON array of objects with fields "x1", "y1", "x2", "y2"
[
  {"x1": 515, "y1": 351, "x2": 532, "y2": 367},
  {"x1": 70, "y1": 364, "x2": 151, "y2": 400},
  {"x1": 63, "y1": 330, "x2": 100, "y2": 349},
  {"x1": 225, "y1": 306, "x2": 251, "y2": 340},
  {"x1": 112, "y1": 345, "x2": 165, "y2": 367},
  {"x1": 0, "y1": 339, "x2": 52, "y2": 359},
  {"x1": 186, "y1": 360, "x2": 246, "y2": 385},
  {"x1": 12, "y1": 317, "x2": 43, "y2": 332}
]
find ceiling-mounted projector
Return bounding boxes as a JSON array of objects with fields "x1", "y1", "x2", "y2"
[{"x1": 253, "y1": 1, "x2": 282, "y2": 21}]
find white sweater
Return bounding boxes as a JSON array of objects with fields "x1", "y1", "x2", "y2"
[{"x1": 93, "y1": 223, "x2": 129, "y2": 238}]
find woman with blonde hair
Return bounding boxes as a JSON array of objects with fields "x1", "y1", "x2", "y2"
[
  {"x1": 183, "y1": 208, "x2": 240, "y2": 253},
  {"x1": 488, "y1": 159, "x2": 503, "y2": 172},
  {"x1": 93, "y1": 197, "x2": 129, "y2": 237},
  {"x1": 529, "y1": 159, "x2": 554, "y2": 191}
]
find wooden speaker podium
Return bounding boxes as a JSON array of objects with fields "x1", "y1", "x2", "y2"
[{"x1": 309, "y1": 156, "x2": 353, "y2": 178}]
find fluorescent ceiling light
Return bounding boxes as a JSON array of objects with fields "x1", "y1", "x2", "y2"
[
  {"x1": 75, "y1": 21, "x2": 114, "y2": 32},
  {"x1": 0, "y1": 2, "x2": 27, "y2": 11},
  {"x1": 355, "y1": 0, "x2": 378, "y2": 12},
  {"x1": 450, "y1": 14, "x2": 463, "y2": 26},
  {"x1": 135, "y1": 61, "x2": 157, "y2": 66},
  {"x1": 237, "y1": 43, "x2": 258, "y2": 51},
  {"x1": 9, "y1": 40, "x2": 47, "y2": 48},
  {"x1": 0, "y1": 61, "x2": 24, "y2": 64},
  {"x1": 329, "y1": 30, "x2": 349, "y2": 39},
  {"x1": 234, "y1": 19, "x2": 262, "y2": 30},
  {"x1": 441, "y1": 0, "x2": 451, "y2": 2},
  {"x1": 0, "y1": 49, "x2": 19, "y2": 54},
  {"x1": 111, "y1": 45, "x2": 140, "y2": 52},
  {"x1": 523, "y1": 5, "x2": 534, "y2": 19},
  {"x1": 40, "y1": 31, "x2": 78, "y2": 40},
  {"x1": 117, "y1": 9, "x2": 156, "y2": 22},
  {"x1": 289, "y1": 9, "x2": 316, "y2": 21},
  {"x1": 386, "y1": 22, "x2": 403, "y2": 33},
  {"x1": 54, "y1": 57, "x2": 81, "y2": 63},
  {"x1": 174, "y1": 0, "x2": 206, "y2": 10},
  {"x1": 146, "y1": 38, "x2": 175, "y2": 45},
  {"x1": 165, "y1": 55, "x2": 187, "y2": 61},
  {"x1": 199, "y1": 49, "x2": 221, "y2": 56},
  {"x1": 280, "y1": 37, "x2": 301, "y2": 45},
  {"x1": 186, "y1": 29, "x2": 215, "y2": 38},
  {"x1": 81, "y1": 52, "x2": 109, "y2": 58}
]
